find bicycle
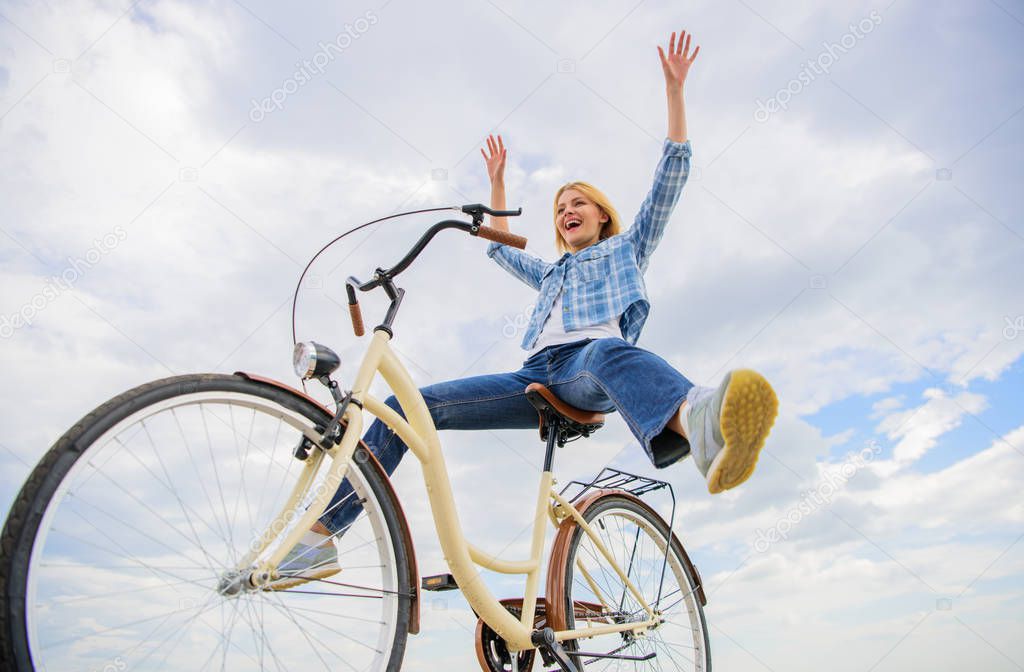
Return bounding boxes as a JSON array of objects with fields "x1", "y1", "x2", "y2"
[{"x1": 0, "y1": 204, "x2": 711, "y2": 671}]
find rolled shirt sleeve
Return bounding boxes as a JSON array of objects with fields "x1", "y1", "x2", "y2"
[
  {"x1": 626, "y1": 137, "x2": 692, "y2": 273},
  {"x1": 486, "y1": 241, "x2": 552, "y2": 291}
]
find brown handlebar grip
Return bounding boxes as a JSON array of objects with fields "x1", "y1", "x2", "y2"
[
  {"x1": 348, "y1": 301, "x2": 365, "y2": 337},
  {"x1": 477, "y1": 225, "x2": 528, "y2": 250}
]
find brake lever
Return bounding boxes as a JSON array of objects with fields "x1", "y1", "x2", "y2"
[
  {"x1": 459, "y1": 204, "x2": 527, "y2": 249},
  {"x1": 460, "y1": 203, "x2": 523, "y2": 219}
]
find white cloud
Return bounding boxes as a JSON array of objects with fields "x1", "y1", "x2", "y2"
[
  {"x1": 871, "y1": 394, "x2": 904, "y2": 418},
  {"x1": 873, "y1": 387, "x2": 988, "y2": 469}
]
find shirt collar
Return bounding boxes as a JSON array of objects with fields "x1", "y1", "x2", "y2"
[{"x1": 555, "y1": 237, "x2": 611, "y2": 266}]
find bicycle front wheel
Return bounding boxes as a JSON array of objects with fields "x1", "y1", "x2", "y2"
[
  {"x1": 0, "y1": 373, "x2": 412, "y2": 671},
  {"x1": 555, "y1": 494, "x2": 711, "y2": 671}
]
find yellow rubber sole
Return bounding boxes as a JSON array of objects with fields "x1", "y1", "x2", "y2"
[
  {"x1": 267, "y1": 566, "x2": 341, "y2": 592},
  {"x1": 706, "y1": 369, "x2": 779, "y2": 494}
]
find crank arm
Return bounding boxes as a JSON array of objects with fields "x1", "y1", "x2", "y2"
[{"x1": 531, "y1": 628, "x2": 579, "y2": 672}]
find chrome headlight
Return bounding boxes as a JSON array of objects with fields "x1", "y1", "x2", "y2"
[{"x1": 292, "y1": 341, "x2": 340, "y2": 380}]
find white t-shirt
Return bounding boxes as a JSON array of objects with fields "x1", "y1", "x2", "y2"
[{"x1": 526, "y1": 288, "x2": 622, "y2": 359}]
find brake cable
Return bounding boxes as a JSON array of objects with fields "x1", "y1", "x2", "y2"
[{"x1": 289, "y1": 205, "x2": 457, "y2": 349}]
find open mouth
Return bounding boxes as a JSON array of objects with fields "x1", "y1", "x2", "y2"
[{"x1": 564, "y1": 218, "x2": 582, "y2": 232}]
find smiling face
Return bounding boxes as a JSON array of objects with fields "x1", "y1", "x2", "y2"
[{"x1": 556, "y1": 188, "x2": 610, "y2": 253}]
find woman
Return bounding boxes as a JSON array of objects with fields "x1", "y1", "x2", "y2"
[{"x1": 275, "y1": 30, "x2": 778, "y2": 586}]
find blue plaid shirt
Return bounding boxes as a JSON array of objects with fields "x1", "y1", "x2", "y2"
[{"x1": 487, "y1": 137, "x2": 692, "y2": 351}]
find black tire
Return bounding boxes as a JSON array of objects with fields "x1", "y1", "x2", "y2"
[
  {"x1": 0, "y1": 373, "x2": 412, "y2": 671},
  {"x1": 561, "y1": 494, "x2": 711, "y2": 671}
]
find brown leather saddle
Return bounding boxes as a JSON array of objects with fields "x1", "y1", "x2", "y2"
[
  {"x1": 524, "y1": 382, "x2": 690, "y2": 468},
  {"x1": 524, "y1": 383, "x2": 605, "y2": 447}
]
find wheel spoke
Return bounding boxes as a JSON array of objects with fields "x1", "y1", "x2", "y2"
[
  {"x1": 200, "y1": 403, "x2": 238, "y2": 562},
  {"x1": 132, "y1": 425, "x2": 225, "y2": 571}
]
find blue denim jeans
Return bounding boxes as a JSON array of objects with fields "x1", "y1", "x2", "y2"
[{"x1": 320, "y1": 337, "x2": 693, "y2": 533}]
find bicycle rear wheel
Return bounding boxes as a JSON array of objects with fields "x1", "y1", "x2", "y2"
[
  {"x1": 555, "y1": 494, "x2": 711, "y2": 670},
  {"x1": 0, "y1": 373, "x2": 412, "y2": 671}
]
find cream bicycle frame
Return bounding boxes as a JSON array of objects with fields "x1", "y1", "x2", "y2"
[{"x1": 244, "y1": 329, "x2": 659, "y2": 652}]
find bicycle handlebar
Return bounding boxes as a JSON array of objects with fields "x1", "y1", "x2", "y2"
[{"x1": 343, "y1": 204, "x2": 529, "y2": 337}]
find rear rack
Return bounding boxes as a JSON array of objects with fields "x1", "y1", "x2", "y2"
[{"x1": 559, "y1": 467, "x2": 674, "y2": 504}]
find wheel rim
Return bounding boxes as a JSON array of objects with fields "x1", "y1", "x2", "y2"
[
  {"x1": 565, "y1": 504, "x2": 708, "y2": 670},
  {"x1": 23, "y1": 388, "x2": 402, "y2": 671}
]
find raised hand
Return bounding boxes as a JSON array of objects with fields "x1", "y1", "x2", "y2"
[
  {"x1": 657, "y1": 29, "x2": 700, "y2": 90},
  {"x1": 480, "y1": 133, "x2": 507, "y2": 185}
]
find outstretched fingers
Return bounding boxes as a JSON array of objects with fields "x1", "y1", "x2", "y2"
[
  {"x1": 678, "y1": 29, "x2": 699, "y2": 62},
  {"x1": 482, "y1": 133, "x2": 506, "y2": 160},
  {"x1": 665, "y1": 30, "x2": 700, "y2": 63}
]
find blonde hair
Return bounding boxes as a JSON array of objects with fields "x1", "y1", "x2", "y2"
[{"x1": 552, "y1": 181, "x2": 622, "y2": 255}]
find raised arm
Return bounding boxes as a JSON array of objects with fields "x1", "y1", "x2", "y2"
[
  {"x1": 628, "y1": 29, "x2": 699, "y2": 272},
  {"x1": 659, "y1": 29, "x2": 698, "y2": 143},
  {"x1": 482, "y1": 134, "x2": 511, "y2": 234},
  {"x1": 480, "y1": 133, "x2": 551, "y2": 290}
]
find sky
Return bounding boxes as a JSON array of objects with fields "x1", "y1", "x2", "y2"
[{"x1": 1, "y1": 0, "x2": 1022, "y2": 670}]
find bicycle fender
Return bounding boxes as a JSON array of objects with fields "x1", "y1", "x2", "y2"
[
  {"x1": 544, "y1": 488, "x2": 707, "y2": 633},
  {"x1": 233, "y1": 371, "x2": 421, "y2": 635}
]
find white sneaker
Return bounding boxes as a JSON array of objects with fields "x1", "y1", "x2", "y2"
[
  {"x1": 684, "y1": 369, "x2": 778, "y2": 494},
  {"x1": 268, "y1": 532, "x2": 341, "y2": 591}
]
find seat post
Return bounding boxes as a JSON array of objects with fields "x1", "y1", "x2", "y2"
[{"x1": 542, "y1": 411, "x2": 560, "y2": 472}]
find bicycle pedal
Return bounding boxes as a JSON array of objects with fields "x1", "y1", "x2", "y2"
[{"x1": 421, "y1": 573, "x2": 459, "y2": 592}]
